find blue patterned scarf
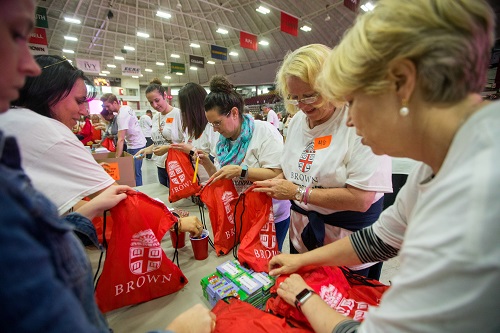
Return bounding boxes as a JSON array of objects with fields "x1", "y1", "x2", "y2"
[{"x1": 216, "y1": 114, "x2": 254, "y2": 166}]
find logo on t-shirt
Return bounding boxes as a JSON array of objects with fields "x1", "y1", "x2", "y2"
[{"x1": 298, "y1": 142, "x2": 315, "y2": 173}]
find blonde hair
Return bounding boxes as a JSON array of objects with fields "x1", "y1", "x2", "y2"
[
  {"x1": 275, "y1": 44, "x2": 331, "y2": 114},
  {"x1": 318, "y1": 0, "x2": 495, "y2": 104}
]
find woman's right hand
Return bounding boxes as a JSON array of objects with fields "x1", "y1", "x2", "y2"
[
  {"x1": 170, "y1": 143, "x2": 194, "y2": 154},
  {"x1": 134, "y1": 148, "x2": 148, "y2": 159},
  {"x1": 268, "y1": 253, "x2": 305, "y2": 276}
]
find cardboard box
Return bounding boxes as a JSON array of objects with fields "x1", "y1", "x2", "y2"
[{"x1": 93, "y1": 152, "x2": 136, "y2": 187}]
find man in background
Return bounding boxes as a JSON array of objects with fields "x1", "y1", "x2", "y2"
[
  {"x1": 139, "y1": 109, "x2": 153, "y2": 159},
  {"x1": 101, "y1": 94, "x2": 146, "y2": 186},
  {"x1": 262, "y1": 104, "x2": 279, "y2": 129}
]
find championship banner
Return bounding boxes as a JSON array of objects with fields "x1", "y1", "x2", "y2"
[
  {"x1": 35, "y1": 7, "x2": 49, "y2": 28},
  {"x1": 211, "y1": 44, "x2": 228, "y2": 61},
  {"x1": 170, "y1": 62, "x2": 185, "y2": 74},
  {"x1": 344, "y1": 0, "x2": 361, "y2": 13},
  {"x1": 280, "y1": 12, "x2": 298, "y2": 36},
  {"x1": 189, "y1": 55, "x2": 205, "y2": 69},
  {"x1": 240, "y1": 31, "x2": 258, "y2": 51},
  {"x1": 76, "y1": 58, "x2": 101, "y2": 74},
  {"x1": 121, "y1": 64, "x2": 141, "y2": 76}
]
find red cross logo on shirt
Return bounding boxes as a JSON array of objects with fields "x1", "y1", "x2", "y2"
[{"x1": 298, "y1": 142, "x2": 315, "y2": 173}]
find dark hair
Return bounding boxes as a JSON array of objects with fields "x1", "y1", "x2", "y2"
[
  {"x1": 204, "y1": 75, "x2": 244, "y2": 119},
  {"x1": 145, "y1": 78, "x2": 167, "y2": 96},
  {"x1": 12, "y1": 55, "x2": 96, "y2": 119},
  {"x1": 146, "y1": 109, "x2": 152, "y2": 114},
  {"x1": 100, "y1": 93, "x2": 118, "y2": 104},
  {"x1": 178, "y1": 83, "x2": 208, "y2": 139}
]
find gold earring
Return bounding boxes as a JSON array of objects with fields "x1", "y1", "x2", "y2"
[{"x1": 400, "y1": 99, "x2": 409, "y2": 117}]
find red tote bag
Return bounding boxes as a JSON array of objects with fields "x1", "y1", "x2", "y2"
[
  {"x1": 198, "y1": 179, "x2": 239, "y2": 256},
  {"x1": 101, "y1": 137, "x2": 116, "y2": 152},
  {"x1": 166, "y1": 149, "x2": 201, "y2": 203},
  {"x1": 94, "y1": 191, "x2": 188, "y2": 313}
]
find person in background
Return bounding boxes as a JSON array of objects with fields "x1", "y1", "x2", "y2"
[
  {"x1": 269, "y1": 1, "x2": 499, "y2": 332},
  {"x1": 262, "y1": 103, "x2": 280, "y2": 129},
  {"x1": 139, "y1": 109, "x2": 154, "y2": 159},
  {"x1": 101, "y1": 93, "x2": 146, "y2": 186},
  {"x1": 254, "y1": 113, "x2": 264, "y2": 121},
  {"x1": 200, "y1": 75, "x2": 291, "y2": 251},
  {"x1": 0, "y1": 1, "x2": 215, "y2": 332},
  {"x1": 243, "y1": 105, "x2": 254, "y2": 118},
  {"x1": 77, "y1": 111, "x2": 93, "y2": 146},
  {"x1": 0, "y1": 55, "x2": 116, "y2": 215},
  {"x1": 135, "y1": 78, "x2": 182, "y2": 188},
  {"x1": 254, "y1": 44, "x2": 392, "y2": 279},
  {"x1": 100, "y1": 107, "x2": 119, "y2": 147},
  {"x1": 90, "y1": 113, "x2": 104, "y2": 144}
]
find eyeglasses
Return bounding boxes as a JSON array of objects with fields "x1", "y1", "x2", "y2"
[
  {"x1": 286, "y1": 93, "x2": 320, "y2": 106},
  {"x1": 41, "y1": 56, "x2": 73, "y2": 70},
  {"x1": 208, "y1": 111, "x2": 231, "y2": 128}
]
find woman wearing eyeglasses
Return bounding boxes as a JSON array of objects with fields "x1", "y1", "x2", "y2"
[
  {"x1": 254, "y1": 44, "x2": 392, "y2": 278},
  {"x1": 199, "y1": 75, "x2": 291, "y2": 251}
]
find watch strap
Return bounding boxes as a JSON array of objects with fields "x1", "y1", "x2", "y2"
[
  {"x1": 294, "y1": 288, "x2": 316, "y2": 311},
  {"x1": 240, "y1": 164, "x2": 248, "y2": 179}
]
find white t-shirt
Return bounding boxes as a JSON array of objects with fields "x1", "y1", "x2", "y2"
[
  {"x1": 116, "y1": 105, "x2": 146, "y2": 149},
  {"x1": 391, "y1": 157, "x2": 418, "y2": 175},
  {"x1": 0, "y1": 108, "x2": 115, "y2": 215},
  {"x1": 215, "y1": 120, "x2": 291, "y2": 223},
  {"x1": 151, "y1": 108, "x2": 182, "y2": 169},
  {"x1": 266, "y1": 109, "x2": 280, "y2": 129},
  {"x1": 139, "y1": 114, "x2": 152, "y2": 137},
  {"x1": 282, "y1": 106, "x2": 392, "y2": 259},
  {"x1": 360, "y1": 101, "x2": 500, "y2": 333}
]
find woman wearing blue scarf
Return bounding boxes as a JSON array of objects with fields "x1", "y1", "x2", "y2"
[{"x1": 200, "y1": 75, "x2": 291, "y2": 251}]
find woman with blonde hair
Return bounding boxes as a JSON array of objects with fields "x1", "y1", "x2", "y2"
[{"x1": 269, "y1": 0, "x2": 499, "y2": 332}]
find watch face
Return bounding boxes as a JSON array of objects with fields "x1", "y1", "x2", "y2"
[{"x1": 296, "y1": 288, "x2": 311, "y2": 301}]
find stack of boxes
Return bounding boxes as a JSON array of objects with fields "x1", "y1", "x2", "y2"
[{"x1": 200, "y1": 260, "x2": 275, "y2": 309}]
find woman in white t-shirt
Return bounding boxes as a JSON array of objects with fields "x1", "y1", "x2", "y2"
[
  {"x1": 135, "y1": 78, "x2": 182, "y2": 188},
  {"x1": 255, "y1": 44, "x2": 392, "y2": 278}
]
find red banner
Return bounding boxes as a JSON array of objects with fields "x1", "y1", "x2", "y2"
[
  {"x1": 344, "y1": 0, "x2": 361, "y2": 13},
  {"x1": 280, "y1": 12, "x2": 298, "y2": 36},
  {"x1": 28, "y1": 27, "x2": 48, "y2": 45},
  {"x1": 240, "y1": 31, "x2": 258, "y2": 51}
]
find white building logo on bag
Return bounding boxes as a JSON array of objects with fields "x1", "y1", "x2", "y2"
[
  {"x1": 129, "y1": 229, "x2": 162, "y2": 274},
  {"x1": 222, "y1": 191, "x2": 235, "y2": 225},
  {"x1": 168, "y1": 160, "x2": 186, "y2": 185},
  {"x1": 298, "y1": 142, "x2": 315, "y2": 173},
  {"x1": 260, "y1": 212, "x2": 276, "y2": 249}
]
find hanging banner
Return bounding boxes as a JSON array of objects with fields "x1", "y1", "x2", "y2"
[
  {"x1": 76, "y1": 58, "x2": 101, "y2": 74},
  {"x1": 189, "y1": 55, "x2": 205, "y2": 69},
  {"x1": 28, "y1": 28, "x2": 48, "y2": 46},
  {"x1": 240, "y1": 31, "x2": 258, "y2": 51},
  {"x1": 28, "y1": 44, "x2": 48, "y2": 55},
  {"x1": 121, "y1": 64, "x2": 141, "y2": 76},
  {"x1": 280, "y1": 12, "x2": 298, "y2": 36},
  {"x1": 344, "y1": 0, "x2": 361, "y2": 13},
  {"x1": 170, "y1": 62, "x2": 185, "y2": 74},
  {"x1": 36, "y1": 7, "x2": 49, "y2": 28},
  {"x1": 211, "y1": 44, "x2": 227, "y2": 61}
]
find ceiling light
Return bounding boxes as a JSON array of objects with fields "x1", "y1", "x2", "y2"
[
  {"x1": 164, "y1": 75, "x2": 171, "y2": 79},
  {"x1": 156, "y1": 62, "x2": 165, "y2": 66},
  {"x1": 190, "y1": 43, "x2": 200, "y2": 48},
  {"x1": 175, "y1": 72, "x2": 183, "y2": 75},
  {"x1": 114, "y1": 56, "x2": 124, "y2": 60},
  {"x1": 62, "y1": 49, "x2": 74, "y2": 54},
  {"x1": 98, "y1": 73, "x2": 108, "y2": 76},
  {"x1": 123, "y1": 45, "x2": 135, "y2": 51},
  {"x1": 64, "y1": 36, "x2": 78, "y2": 41},
  {"x1": 145, "y1": 68, "x2": 153, "y2": 72},
  {"x1": 361, "y1": 2, "x2": 375, "y2": 12},
  {"x1": 256, "y1": 6, "x2": 270, "y2": 14},
  {"x1": 207, "y1": 60, "x2": 215, "y2": 64},
  {"x1": 156, "y1": 10, "x2": 171, "y2": 19},
  {"x1": 101, "y1": 70, "x2": 110, "y2": 74},
  {"x1": 216, "y1": 28, "x2": 228, "y2": 34},
  {"x1": 325, "y1": 14, "x2": 331, "y2": 22},
  {"x1": 132, "y1": 75, "x2": 139, "y2": 78},
  {"x1": 136, "y1": 32, "x2": 149, "y2": 38},
  {"x1": 190, "y1": 66, "x2": 198, "y2": 70},
  {"x1": 300, "y1": 25, "x2": 312, "y2": 32},
  {"x1": 229, "y1": 51, "x2": 238, "y2": 56},
  {"x1": 171, "y1": 54, "x2": 180, "y2": 58},
  {"x1": 107, "y1": 64, "x2": 116, "y2": 68},
  {"x1": 258, "y1": 40, "x2": 269, "y2": 46},
  {"x1": 64, "y1": 17, "x2": 81, "y2": 24}
]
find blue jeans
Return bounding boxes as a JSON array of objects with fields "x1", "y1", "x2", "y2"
[
  {"x1": 128, "y1": 146, "x2": 145, "y2": 186},
  {"x1": 275, "y1": 217, "x2": 290, "y2": 252},
  {"x1": 157, "y1": 167, "x2": 170, "y2": 188}
]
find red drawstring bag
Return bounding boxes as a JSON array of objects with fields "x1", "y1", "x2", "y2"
[
  {"x1": 94, "y1": 191, "x2": 188, "y2": 313},
  {"x1": 198, "y1": 179, "x2": 238, "y2": 256},
  {"x1": 92, "y1": 212, "x2": 114, "y2": 244},
  {"x1": 101, "y1": 137, "x2": 116, "y2": 152},
  {"x1": 166, "y1": 149, "x2": 201, "y2": 203},
  {"x1": 235, "y1": 185, "x2": 279, "y2": 272},
  {"x1": 212, "y1": 298, "x2": 312, "y2": 333},
  {"x1": 266, "y1": 266, "x2": 389, "y2": 329}
]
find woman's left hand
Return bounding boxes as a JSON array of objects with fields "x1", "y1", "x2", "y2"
[
  {"x1": 152, "y1": 145, "x2": 169, "y2": 156},
  {"x1": 253, "y1": 179, "x2": 296, "y2": 200},
  {"x1": 170, "y1": 143, "x2": 194, "y2": 154},
  {"x1": 277, "y1": 274, "x2": 312, "y2": 307},
  {"x1": 178, "y1": 216, "x2": 204, "y2": 237},
  {"x1": 208, "y1": 165, "x2": 241, "y2": 184}
]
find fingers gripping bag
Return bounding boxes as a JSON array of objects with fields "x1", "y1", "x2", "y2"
[
  {"x1": 166, "y1": 149, "x2": 201, "y2": 203},
  {"x1": 94, "y1": 191, "x2": 188, "y2": 313}
]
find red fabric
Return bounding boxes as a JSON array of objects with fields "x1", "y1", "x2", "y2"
[
  {"x1": 101, "y1": 137, "x2": 116, "y2": 152},
  {"x1": 92, "y1": 126, "x2": 102, "y2": 141},
  {"x1": 266, "y1": 266, "x2": 390, "y2": 328},
  {"x1": 198, "y1": 179, "x2": 238, "y2": 256},
  {"x1": 92, "y1": 213, "x2": 114, "y2": 244},
  {"x1": 344, "y1": 0, "x2": 361, "y2": 13},
  {"x1": 78, "y1": 118, "x2": 93, "y2": 145},
  {"x1": 236, "y1": 185, "x2": 279, "y2": 272},
  {"x1": 280, "y1": 12, "x2": 298, "y2": 36},
  {"x1": 166, "y1": 149, "x2": 201, "y2": 203},
  {"x1": 212, "y1": 298, "x2": 312, "y2": 333},
  {"x1": 240, "y1": 31, "x2": 258, "y2": 51},
  {"x1": 95, "y1": 192, "x2": 188, "y2": 313}
]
